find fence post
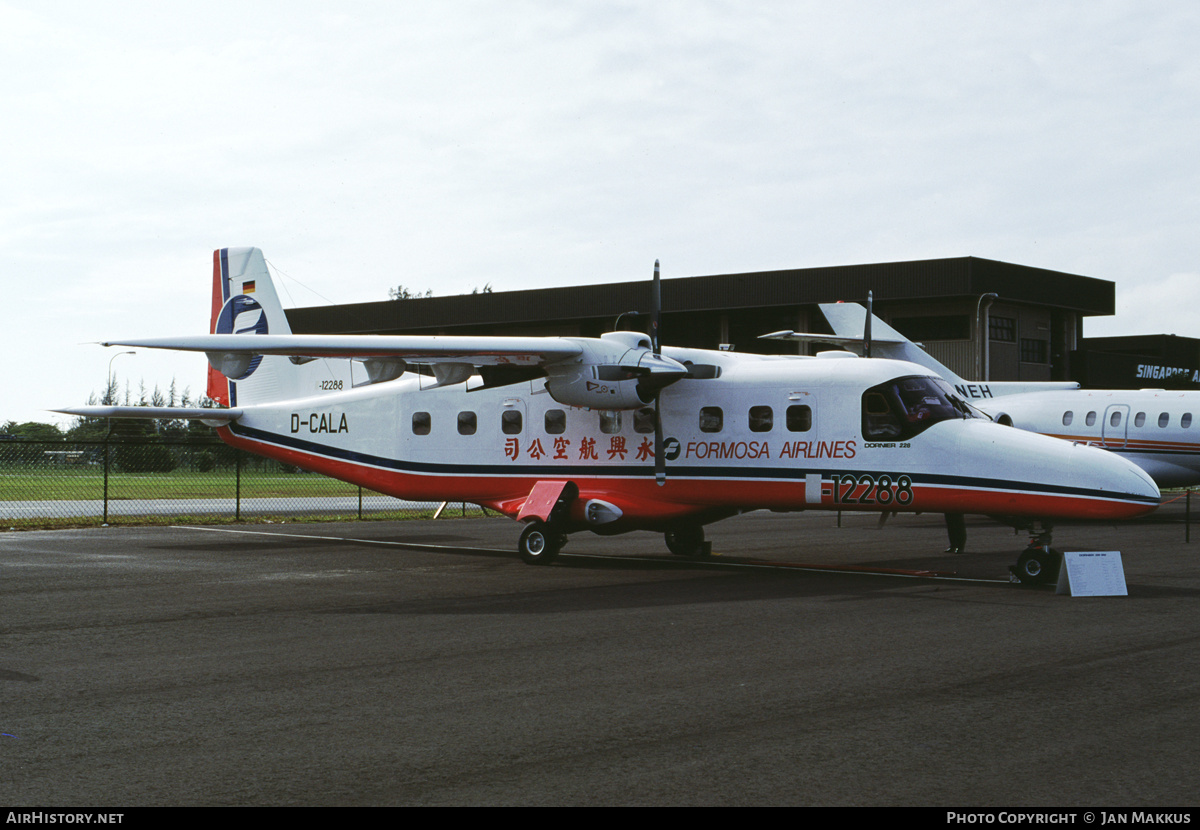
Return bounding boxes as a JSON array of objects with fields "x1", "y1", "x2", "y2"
[
  {"x1": 1187, "y1": 490, "x2": 1191, "y2": 544},
  {"x1": 358, "y1": 486, "x2": 363, "y2": 520},
  {"x1": 235, "y1": 449, "x2": 242, "y2": 521},
  {"x1": 102, "y1": 422, "x2": 114, "y2": 524}
]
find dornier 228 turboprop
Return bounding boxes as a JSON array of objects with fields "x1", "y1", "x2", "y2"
[{"x1": 57, "y1": 248, "x2": 1160, "y2": 579}]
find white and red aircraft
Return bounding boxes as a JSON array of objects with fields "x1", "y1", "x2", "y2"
[
  {"x1": 789, "y1": 303, "x2": 1200, "y2": 489},
  {"x1": 57, "y1": 248, "x2": 1160, "y2": 582}
]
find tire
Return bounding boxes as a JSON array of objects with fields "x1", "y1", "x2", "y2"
[
  {"x1": 665, "y1": 526, "x2": 709, "y2": 559},
  {"x1": 1014, "y1": 548, "x2": 1060, "y2": 585},
  {"x1": 518, "y1": 522, "x2": 560, "y2": 565}
]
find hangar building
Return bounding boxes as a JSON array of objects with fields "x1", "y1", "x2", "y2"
[{"x1": 285, "y1": 256, "x2": 1119, "y2": 385}]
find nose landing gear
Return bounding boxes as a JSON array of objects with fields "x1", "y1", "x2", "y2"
[{"x1": 1010, "y1": 527, "x2": 1062, "y2": 585}]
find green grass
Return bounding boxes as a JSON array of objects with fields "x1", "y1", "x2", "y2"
[
  {"x1": 0, "y1": 506, "x2": 491, "y2": 532},
  {"x1": 0, "y1": 469, "x2": 376, "y2": 501}
]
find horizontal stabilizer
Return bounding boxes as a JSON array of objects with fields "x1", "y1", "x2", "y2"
[{"x1": 52, "y1": 406, "x2": 243, "y2": 424}]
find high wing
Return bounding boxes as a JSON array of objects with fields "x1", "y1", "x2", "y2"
[{"x1": 98, "y1": 334, "x2": 583, "y2": 366}]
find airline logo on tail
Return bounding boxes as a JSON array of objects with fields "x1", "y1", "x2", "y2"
[{"x1": 213, "y1": 295, "x2": 268, "y2": 379}]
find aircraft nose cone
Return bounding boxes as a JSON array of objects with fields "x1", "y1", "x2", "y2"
[
  {"x1": 948, "y1": 420, "x2": 1159, "y2": 520},
  {"x1": 1070, "y1": 441, "x2": 1160, "y2": 508}
]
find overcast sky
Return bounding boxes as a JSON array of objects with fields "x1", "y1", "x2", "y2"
[{"x1": 5, "y1": 1, "x2": 1200, "y2": 427}]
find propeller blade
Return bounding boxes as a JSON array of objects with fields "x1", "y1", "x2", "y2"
[
  {"x1": 864, "y1": 290, "x2": 873, "y2": 359},
  {"x1": 652, "y1": 259, "x2": 661, "y2": 356},
  {"x1": 653, "y1": 259, "x2": 666, "y2": 485}
]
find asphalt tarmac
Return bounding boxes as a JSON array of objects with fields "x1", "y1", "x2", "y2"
[{"x1": 3, "y1": 503, "x2": 1199, "y2": 806}]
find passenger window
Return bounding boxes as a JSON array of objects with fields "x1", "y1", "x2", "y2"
[
  {"x1": 1110, "y1": 411, "x2": 1122, "y2": 427},
  {"x1": 412, "y1": 411, "x2": 431, "y2": 436},
  {"x1": 787, "y1": 405, "x2": 813, "y2": 432},
  {"x1": 599, "y1": 410, "x2": 621, "y2": 434},
  {"x1": 545, "y1": 409, "x2": 566, "y2": 435},
  {"x1": 458, "y1": 411, "x2": 477, "y2": 435},
  {"x1": 1086, "y1": 411, "x2": 1097, "y2": 427},
  {"x1": 749, "y1": 406, "x2": 773, "y2": 433},
  {"x1": 1184, "y1": 413, "x2": 1193, "y2": 429},
  {"x1": 1134, "y1": 412, "x2": 1146, "y2": 428},
  {"x1": 699, "y1": 406, "x2": 723, "y2": 433},
  {"x1": 501, "y1": 410, "x2": 522, "y2": 434},
  {"x1": 1159, "y1": 412, "x2": 1170, "y2": 428},
  {"x1": 1062, "y1": 411, "x2": 1073, "y2": 426},
  {"x1": 634, "y1": 407, "x2": 656, "y2": 434}
]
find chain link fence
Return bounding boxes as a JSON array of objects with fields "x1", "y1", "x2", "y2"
[{"x1": 0, "y1": 438, "x2": 482, "y2": 527}]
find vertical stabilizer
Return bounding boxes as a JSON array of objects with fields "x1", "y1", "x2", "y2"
[
  {"x1": 206, "y1": 247, "x2": 349, "y2": 407},
  {"x1": 818, "y1": 302, "x2": 968, "y2": 386},
  {"x1": 818, "y1": 302, "x2": 1079, "y2": 398}
]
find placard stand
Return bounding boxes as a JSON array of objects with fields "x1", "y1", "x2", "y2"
[{"x1": 1055, "y1": 551, "x2": 1128, "y2": 596}]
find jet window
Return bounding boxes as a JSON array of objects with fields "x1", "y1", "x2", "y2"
[
  {"x1": 1110, "y1": 411, "x2": 1122, "y2": 428},
  {"x1": 634, "y1": 407, "x2": 656, "y2": 434},
  {"x1": 545, "y1": 409, "x2": 566, "y2": 435},
  {"x1": 1159, "y1": 412, "x2": 1170, "y2": 428},
  {"x1": 458, "y1": 411, "x2": 477, "y2": 435},
  {"x1": 599, "y1": 411, "x2": 621, "y2": 434},
  {"x1": 1134, "y1": 412, "x2": 1146, "y2": 428},
  {"x1": 502, "y1": 410, "x2": 522, "y2": 435},
  {"x1": 861, "y1": 376, "x2": 972, "y2": 442},
  {"x1": 1184, "y1": 413, "x2": 1193, "y2": 429},
  {"x1": 699, "y1": 407, "x2": 723, "y2": 433},
  {"x1": 412, "y1": 411, "x2": 431, "y2": 436},
  {"x1": 1086, "y1": 411, "x2": 1097, "y2": 427},
  {"x1": 1062, "y1": 411, "x2": 1073, "y2": 427},
  {"x1": 749, "y1": 406, "x2": 773, "y2": 433},
  {"x1": 787, "y1": 405, "x2": 812, "y2": 432}
]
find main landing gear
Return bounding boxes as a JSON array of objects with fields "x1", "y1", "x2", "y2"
[
  {"x1": 518, "y1": 521, "x2": 568, "y2": 565},
  {"x1": 665, "y1": 525, "x2": 711, "y2": 559},
  {"x1": 1009, "y1": 526, "x2": 1062, "y2": 585},
  {"x1": 516, "y1": 482, "x2": 576, "y2": 565}
]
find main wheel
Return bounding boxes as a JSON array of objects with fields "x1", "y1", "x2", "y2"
[
  {"x1": 665, "y1": 525, "x2": 709, "y2": 559},
  {"x1": 518, "y1": 522, "x2": 561, "y2": 565},
  {"x1": 1014, "y1": 548, "x2": 1061, "y2": 585}
]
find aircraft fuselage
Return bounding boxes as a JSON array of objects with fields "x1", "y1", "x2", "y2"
[{"x1": 216, "y1": 347, "x2": 1160, "y2": 534}]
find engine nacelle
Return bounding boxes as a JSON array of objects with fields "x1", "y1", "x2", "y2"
[
  {"x1": 543, "y1": 332, "x2": 689, "y2": 410},
  {"x1": 545, "y1": 365, "x2": 655, "y2": 409}
]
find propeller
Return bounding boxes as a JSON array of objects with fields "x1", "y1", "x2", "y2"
[
  {"x1": 653, "y1": 260, "x2": 666, "y2": 486},
  {"x1": 864, "y1": 290, "x2": 873, "y2": 359}
]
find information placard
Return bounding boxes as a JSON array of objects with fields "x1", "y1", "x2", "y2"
[{"x1": 1056, "y1": 551, "x2": 1127, "y2": 596}]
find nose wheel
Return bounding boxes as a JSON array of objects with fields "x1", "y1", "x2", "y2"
[
  {"x1": 1009, "y1": 527, "x2": 1062, "y2": 585},
  {"x1": 1012, "y1": 547, "x2": 1062, "y2": 584}
]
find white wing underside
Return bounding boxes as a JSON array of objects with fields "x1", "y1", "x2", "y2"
[{"x1": 99, "y1": 335, "x2": 584, "y2": 367}]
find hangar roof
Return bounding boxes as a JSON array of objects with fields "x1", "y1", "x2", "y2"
[{"x1": 285, "y1": 255, "x2": 1114, "y2": 335}]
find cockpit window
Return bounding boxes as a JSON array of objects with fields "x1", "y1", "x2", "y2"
[{"x1": 862, "y1": 376, "x2": 976, "y2": 441}]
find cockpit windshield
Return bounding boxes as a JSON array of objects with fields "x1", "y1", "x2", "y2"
[{"x1": 861, "y1": 375, "x2": 978, "y2": 441}]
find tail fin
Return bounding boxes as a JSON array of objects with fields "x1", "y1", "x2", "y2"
[
  {"x1": 207, "y1": 247, "x2": 349, "y2": 407},
  {"x1": 817, "y1": 303, "x2": 967, "y2": 384},
  {"x1": 818, "y1": 303, "x2": 1079, "y2": 399}
]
